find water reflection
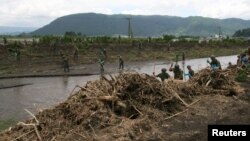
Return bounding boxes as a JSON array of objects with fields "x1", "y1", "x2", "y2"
[{"x1": 0, "y1": 75, "x2": 99, "y2": 120}]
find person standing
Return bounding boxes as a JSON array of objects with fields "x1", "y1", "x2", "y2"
[
  {"x1": 119, "y1": 56, "x2": 124, "y2": 70},
  {"x1": 99, "y1": 47, "x2": 107, "y2": 62},
  {"x1": 153, "y1": 68, "x2": 170, "y2": 81},
  {"x1": 98, "y1": 58, "x2": 105, "y2": 77},
  {"x1": 186, "y1": 65, "x2": 194, "y2": 79},
  {"x1": 63, "y1": 57, "x2": 69, "y2": 72},
  {"x1": 237, "y1": 55, "x2": 241, "y2": 66},
  {"x1": 102, "y1": 48, "x2": 107, "y2": 61},
  {"x1": 169, "y1": 64, "x2": 183, "y2": 80}
]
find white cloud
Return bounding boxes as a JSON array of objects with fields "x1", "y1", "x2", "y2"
[
  {"x1": 0, "y1": 0, "x2": 250, "y2": 27},
  {"x1": 202, "y1": 0, "x2": 250, "y2": 19}
]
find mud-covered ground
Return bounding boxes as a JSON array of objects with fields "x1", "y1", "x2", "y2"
[
  {"x1": 0, "y1": 41, "x2": 248, "y2": 78},
  {"x1": 161, "y1": 88, "x2": 250, "y2": 141}
]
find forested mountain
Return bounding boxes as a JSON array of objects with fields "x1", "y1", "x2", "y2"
[{"x1": 32, "y1": 13, "x2": 250, "y2": 37}]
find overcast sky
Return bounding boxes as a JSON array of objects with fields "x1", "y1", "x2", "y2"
[{"x1": 1, "y1": 0, "x2": 250, "y2": 27}]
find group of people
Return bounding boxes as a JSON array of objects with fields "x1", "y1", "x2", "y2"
[
  {"x1": 237, "y1": 48, "x2": 250, "y2": 67},
  {"x1": 153, "y1": 63, "x2": 194, "y2": 81},
  {"x1": 63, "y1": 44, "x2": 250, "y2": 79},
  {"x1": 98, "y1": 49, "x2": 222, "y2": 81},
  {"x1": 61, "y1": 46, "x2": 125, "y2": 74},
  {"x1": 99, "y1": 55, "x2": 124, "y2": 76},
  {"x1": 153, "y1": 54, "x2": 226, "y2": 81},
  {"x1": 98, "y1": 47, "x2": 125, "y2": 77},
  {"x1": 154, "y1": 47, "x2": 250, "y2": 82}
]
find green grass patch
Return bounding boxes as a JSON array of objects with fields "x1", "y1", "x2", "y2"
[
  {"x1": 235, "y1": 64, "x2": 250, "y2": 82},
  {"x1": 235, "y1": 70, "x2": 248, "y2": 82},
  {"x1": 0, "y1": 119, "x2": 17, "y2": 131}
]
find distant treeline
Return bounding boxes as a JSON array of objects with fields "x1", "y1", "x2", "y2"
[{"x1": 233, "y1": 28, "x2": 250, "y2": 37}]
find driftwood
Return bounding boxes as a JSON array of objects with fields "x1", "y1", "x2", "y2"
[
  {"x1": 164, "y1": 99, "x2": 200, "y2": 120},
  {"x1": 88, "y1": 124, "x2": 97, "y2": 137},
  {"x1": 10, "y1": 130, "x2": 35, "y2": 141},
  {"x1": 97, "y1": 96, "x2": 118, "y2": 102},
  {"x1": 165, "y1": 83, "x2": 188, "y2": 106},
  {"x1": 17, "y1": 122, "x2": 42, "y2": 141},
  {"x1": 71, "y1": 131, "x2": 87, "y2": 139},
  {"x1": 15, "y1": 109, "x2": 42, "y2": 141},
  {"x1": 164, "y1": 109, "x2": 189, "y2": 120},
  {"x1": 25, "y1": 109, "x2": 39, "y2": 124}
]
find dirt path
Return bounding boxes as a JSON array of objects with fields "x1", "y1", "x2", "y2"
[{"x1": 161, "y1": 82, "x2": 250, "y2": 141}]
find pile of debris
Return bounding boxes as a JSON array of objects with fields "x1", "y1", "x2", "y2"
[
  {"x1": 189, "y1": 67, "x2": 243, "y2": 96},
  {"x1": 0, "y1": 67, "x2": 243, "y2": 141}
]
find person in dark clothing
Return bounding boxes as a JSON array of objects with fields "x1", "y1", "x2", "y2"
[
  {"x1": 241, "y1": 53, "x2": 248, "y2": 65},
  {"x1": 237, "y1": 55, "x2": 241, "y2": 66},
  {"x1": 63, "y1": 57, "x2": 69, "y2": 72},
  {"x1": 207, "y1": 55, "x2": 221, "y2": 70},
  {"x1": 119, "y1": 56, "x2": 124, "y2": 70},
  {"x1": 98, "y1": 58, "x2": 105, "y2": 77},
  {"x1": 102, "y1": 48, "x2": 107, "y2": 60},
  {"x1": 99, "y1": 47, "x2": 107, "y2": 62},
  {"x1": 153, "y1": 68, "x2": 170, "y2": 81},
  {"x1": 169, "y1": 64, "x2": 183, "y2": 80},
  {"x1": 186, "y1": 65, "x2": 194, "y2": 78}
]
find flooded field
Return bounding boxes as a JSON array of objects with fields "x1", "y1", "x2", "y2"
[{"x1": 0, "y1": 55, "x2": 237, "y2": 120}]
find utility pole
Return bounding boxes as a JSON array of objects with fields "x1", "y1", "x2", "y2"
[
  {"x1": 126, "y1": 17, "x2": 133, "y2": 39},
  {"x1": 218, "y1": 26, "x2": 222, "y2": 38}
]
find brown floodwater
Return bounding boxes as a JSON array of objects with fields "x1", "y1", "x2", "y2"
[{"x1": 0, "y1": 55, "x2": 237, "y2": 121}]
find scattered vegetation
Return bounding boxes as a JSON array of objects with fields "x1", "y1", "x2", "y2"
[
  {"x1": 235, "y1": 64, "x2": 250, "y2": 82},
  {"x1": 0, "y1": 33, "x2": 249, "y2": 76}
]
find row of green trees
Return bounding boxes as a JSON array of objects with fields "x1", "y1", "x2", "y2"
[{"x1": 2, "y1": 31, "x2": 250, "y2": 48}]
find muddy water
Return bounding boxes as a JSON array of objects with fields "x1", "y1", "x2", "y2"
[
  {"x1": 0, "y1": 55, "x2": 237, "y2": 121},
  {"x1": 0, "y1": 76, "x2": 99, "y2": 120},
  {"x1": 139, "y1": 55, "x2": 237, "y2": 78}
]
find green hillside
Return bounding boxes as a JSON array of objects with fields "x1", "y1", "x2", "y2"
[
  {"x1": 32, "y1": 13, "x2": 250, "y2": 37},
  {"x1": 233, "y1": 27, "x2": 250, "y2": 37}
]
